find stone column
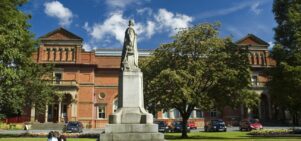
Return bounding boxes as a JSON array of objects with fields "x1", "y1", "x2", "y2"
[
  {"x1": 58, "y1": 99, "x2": 62, "y2": 123},
  {"x1": 49, "y1": 48, "x2": 54, "y2": 61},
  {"x1": 30, "y1": 104, "x2": 35, "y2": 122},
  {"x1": 68, "y1": 48, "x2": 73, "y2": 61},
  {"x1": 71, "y1": 101, "x2": 77, "y2": 121},
  {"x1": 253, "y1": 53, "x2": 257, "y2": 65},
  {"x1": 45, "y1": 104, "x2": 48, "y2": 123},
  {"x1": 65, "y1": 48, "x2": 69, "y2": 61},
  {"x1": 61, "y1": 49, "x2": 66, "y2": 61},
  {"x1": 71, "y1": 48, "x2": 75, "y2": 61},
  {"x1": 55, "y1": 48, "x2": 60, "y2": 61}
]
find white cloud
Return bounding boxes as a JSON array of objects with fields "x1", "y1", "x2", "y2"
[
  {"x1": 105, "y1": 0, "x2": 150, "y2": 9},
  {"x1": 137, "y1": 7, "x2": 153, "y2": 16},
  {"x1": 82, "y1": 8, "x2": 193, "y2": 50},
  {"x1": 83, "y1": 43, "x2": 94, "y2": 51},
  {"x1": 268, "y1": 41, "x2": 275, "y2": 50},
  {"x1": 196, "y1": 0, "x2": 268, "y2": 19},
  {"x1": 44, "y1": 1, "x2": 73, "y2": 26},
  {"x1": 155, "y1": 9, "x2": 193, "y2": 35},
  {"x1": 225, "y1": 26, "x2": 244, "y2": 37},
  {"x1": 145, "y1": 21, "x2": 155, "y2": 38},
  {"x1": 87, "y1": 11, "x2": 128, "y2": 44},
  {"x1": 250, "y1": 2, "x2": 262, "y2": 15}
]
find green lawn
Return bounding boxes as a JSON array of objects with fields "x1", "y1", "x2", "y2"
[
  {"x1": 0, "y1": 138, "x2": 95, "y2": 141},
  {"x1": 0, "y1": 132, "x2": 301, "y2": 141},
  {"x1": 166, "y1": 131, "x2": 301, "y2": 141}
]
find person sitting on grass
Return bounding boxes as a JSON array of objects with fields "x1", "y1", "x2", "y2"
[
  {"x1": 58, "y1": 134, "x2": 67, "y2": 141},
  {"x1": 47, "y1": 131, "x2": 58, "y2": 141}
]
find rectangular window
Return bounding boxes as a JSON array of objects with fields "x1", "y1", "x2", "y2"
[
  {"x1": 98, "y1": 105, "x2": 105, "y2": 119},
  {"x1": 174, "y1": 109, "x2": 181, "y2": 118},
  {"x1": 196, "y1": 110, "x2": 203, "y2": 118},
  {"x1": 54, "y1": 73, "x2": 62, "y2": 84},
  {"x1": 163, "y1": 111, "x2": 170, "y2": 119},
  {"x1": 210, "y1": 110, "x2": 217, "y2": 118}
]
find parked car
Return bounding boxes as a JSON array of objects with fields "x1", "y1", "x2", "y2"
[
  {"x1": 63, "y1": 121, "x2": 84, "y2": 133},
  {"x1": 204, "y1": 119, "x2": 227, "y2": 132},
  {"x1": 188, "y1": 121, "x2": 197, "y2": 129},
  {"x1": 170, "y1": 121, "x2": 190, "y2": 133},
  {"x1": 154, "y1": 121, "x2": 171, "y2": 133},
  {"x1": 239, "y1": 119, "x2": 263, "y2": 131}
]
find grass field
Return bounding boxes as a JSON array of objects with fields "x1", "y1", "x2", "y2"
[
  {"x1": 165, "y1": 131, "x2": 301, "y2": 141},
  {"x1": 0, "y1": 132, "x2": 301, "y2": 141}
]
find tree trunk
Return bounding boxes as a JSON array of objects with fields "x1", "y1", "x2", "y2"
[{"x1": 181, "y1": 116, "x2": 189, "y2": 138}]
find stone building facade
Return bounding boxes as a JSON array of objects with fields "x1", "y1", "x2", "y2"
[{"x1": 29, "y1": 28, "x2": 274, "y2": 128}]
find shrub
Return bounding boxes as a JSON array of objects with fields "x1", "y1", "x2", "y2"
[{"x1": 248, "y1": 129, "x2": 290, "y2": 136}]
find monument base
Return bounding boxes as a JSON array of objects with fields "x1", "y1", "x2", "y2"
[
  {"x1": 99, "y1": 124, "x2": 165, "y2": 141},
  {"x1": 100, "y1": 70, "x2": 165, "y2": 140},
  {"x1": 100, "y1": 132, "x2": 164, "y2": 141}
]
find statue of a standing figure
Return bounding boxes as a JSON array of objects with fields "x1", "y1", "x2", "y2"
[{"x1": 121, "y1": 20, "x2": 139, "y2": 71}]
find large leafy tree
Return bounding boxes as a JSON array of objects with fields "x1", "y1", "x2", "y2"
[
  {"x1": 141, "y1": 23, "x2": 257, "y2": 138},
  {"x1": 268, "y1": 0, "x2": 301, "y2": 125},
  {"x1": 0, "y1": 0, "x2": 53, "y2": 117}
]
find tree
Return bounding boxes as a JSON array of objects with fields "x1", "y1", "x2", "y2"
[
  {"x1": 0, "y1": 0, "x2": 54, "y2": 117},
  {"x1": 268, "y1": 0, "x2": 301, "y2": 125},
  {"x1": 141, "y1": 23, "x2": 257, "y2": 138}
]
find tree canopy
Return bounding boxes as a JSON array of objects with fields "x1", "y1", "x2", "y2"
[
  {"x1": 268, "y1": 0, "x2": 301, "y2": 125},
  {"x1": 141, "y1": 23, "x2": 257, "y2": 138},
  {"x1": 0, "y1": 0, "x2": 54, "y2": 117}
]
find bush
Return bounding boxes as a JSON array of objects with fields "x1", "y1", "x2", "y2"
[
  {"x1": 248, "y1": 129, "x2": 290, "y2": 136},
  {"x1": 0, "y1": 123, "x2": 25, "y2": 130}
]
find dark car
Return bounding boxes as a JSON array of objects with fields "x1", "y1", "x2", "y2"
[
  {"x1": 154, "y1": 121, "x2": 171, "y2": 133},
  {"x1": 204, "y1": 119, "x2": 227, "y2": 132},
  {"x1": 239, "y1": 119, "x2": 263, "y2": 131},
  {"x1": 170, "y1": 121, "x2": 191, "y2": 133},
  {"x1": 63, "y1": 121, "x2": 84, "y2": 133}
]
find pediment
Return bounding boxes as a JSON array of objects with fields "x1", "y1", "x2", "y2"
[
  {"x1": 40, "y1": 27, "x2": 82, "y2": 41},
  {"x1": 236, "y1": 34, "x2": 269, "y2": 47}
]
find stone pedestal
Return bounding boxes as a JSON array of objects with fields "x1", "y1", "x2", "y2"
[{"x1": 100, "y1": 71, "x2": 164, "y2": 141}]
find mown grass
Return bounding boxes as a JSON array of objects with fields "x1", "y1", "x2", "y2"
[
  {"x1": 166, "y1": 131, "x2": 301, "y2": 141},
  {"x1": 0, "y1": 131, "x2": 301, "y2": 141},
  {"x1": 0, "y1": 138, "x2": 95, "y2": 141}
]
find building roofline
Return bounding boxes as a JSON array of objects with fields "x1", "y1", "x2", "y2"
[
  {"x1": 39, "y1": 27, "x2": 83, "y2": 41},
  {"x1": 235, "y1": 34, "x2": 269, "y2": 46}
]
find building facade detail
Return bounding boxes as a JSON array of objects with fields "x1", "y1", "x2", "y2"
[{"x1": 29, "y1": 28, "x2": 275, "y2": 128}]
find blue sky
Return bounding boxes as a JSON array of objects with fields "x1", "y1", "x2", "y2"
[{"x1": 21, "y1": 0, "x2": 276, "y2": 51}]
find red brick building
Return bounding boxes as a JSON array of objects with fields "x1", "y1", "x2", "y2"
[{"x1": 29, "y1": 28, "x2": 275, "y2": 128}]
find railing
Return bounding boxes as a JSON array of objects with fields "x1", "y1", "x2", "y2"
[{"x1": 45, "y1": 80, "x2": 78, "y2": 87}]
